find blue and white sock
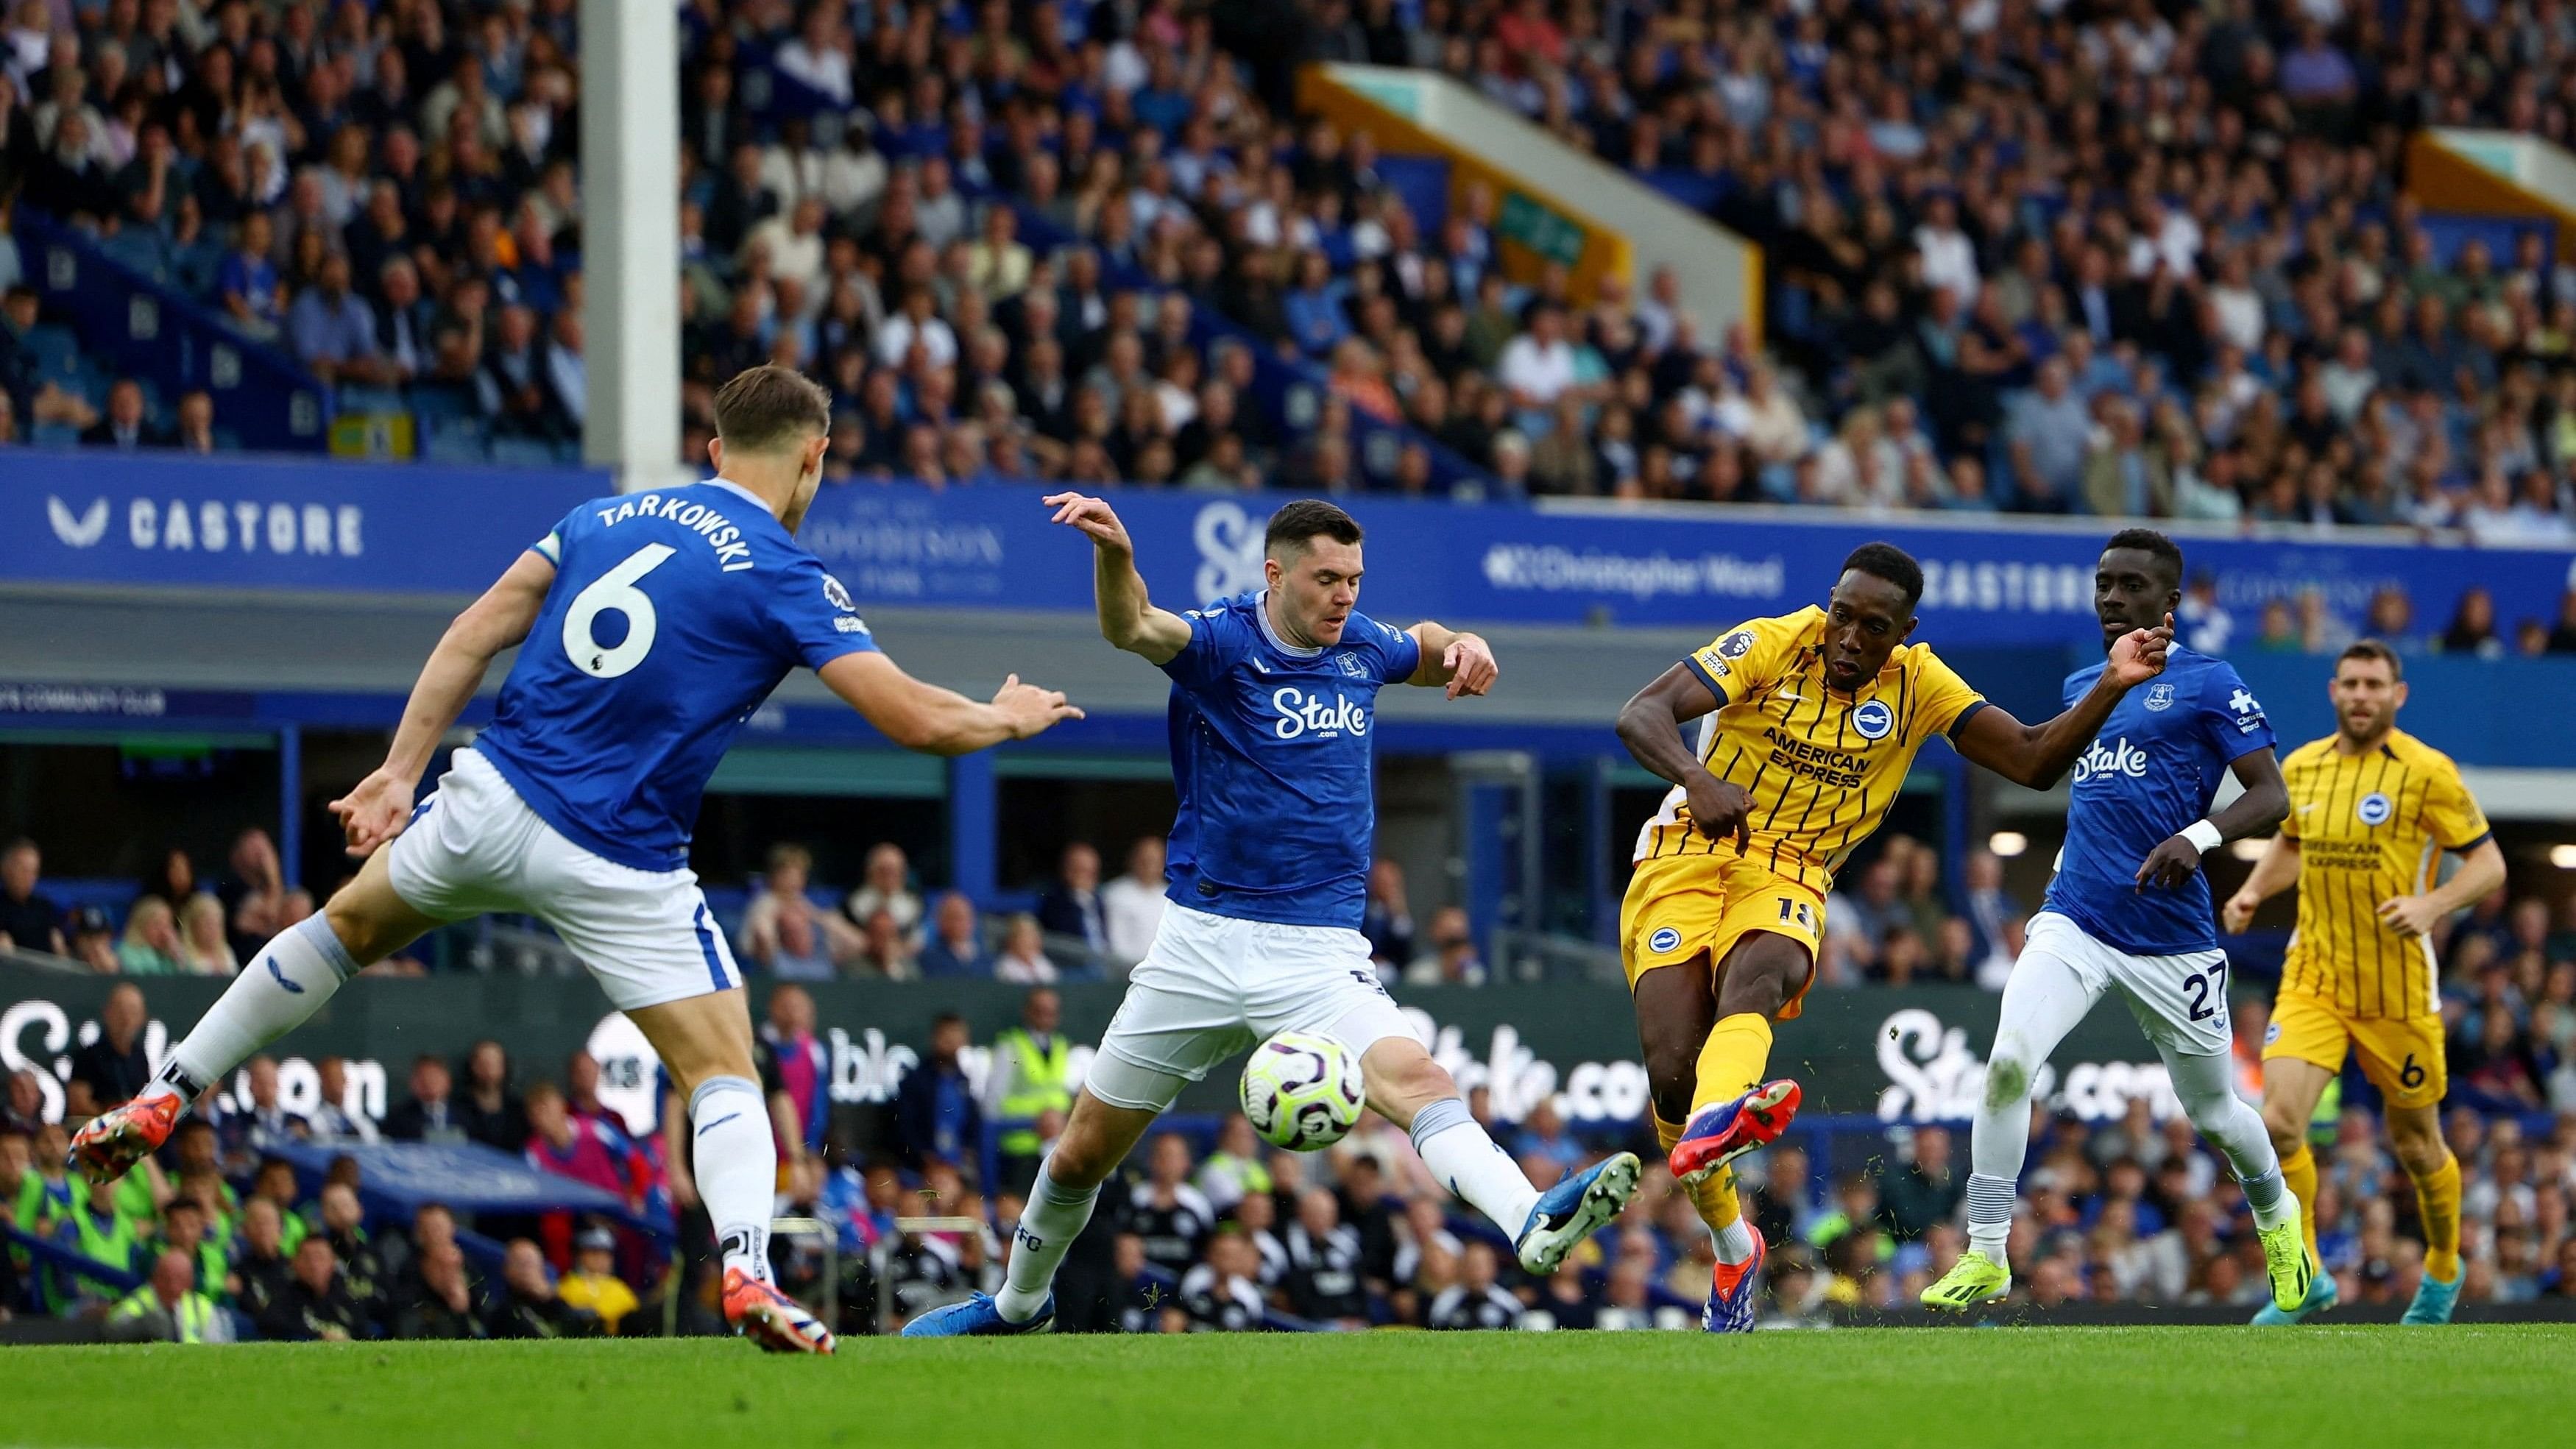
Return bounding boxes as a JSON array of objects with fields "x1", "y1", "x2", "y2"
[
  {"x1": 691, "y1": 1075, "x2": 779, "y2": 1285},
  {"x1": 1411, "y1": 1097, "x2": 1542, "y2": 1238},
  {"x1": 1966, "y1": 1172, "x2": 2017, "y2": 1261},
  {"x1": 997, "y1": 1156, "x2": 1099, "y2": 1322},
  {"x1": 158, "y1": 915, "x2": 361, "y2": 1099}
]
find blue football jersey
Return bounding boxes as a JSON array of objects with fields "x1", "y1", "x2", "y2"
[
  {"x1": 1161, "y1": 591, "x2": 1422, "y2": 929},
  {"x1": 473, "y1": 480, "x2": 880, "y2": 871},
  {"x1": 2041, "y1": 645, "x2": 2276, "y2": 954}
]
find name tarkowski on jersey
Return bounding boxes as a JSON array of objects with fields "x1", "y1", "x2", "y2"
[
  {"x1": 1271, "y1": 687, "x2": 1370, "y2": 740},
  {"x1": 2072, "y1": 737, "x2": 2152, "y2": 785},
  {"x1": 594, "y1": 493, "x2": 758, "y2": 571}
]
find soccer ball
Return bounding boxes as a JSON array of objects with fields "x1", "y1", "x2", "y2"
[{"x1": 1239, "y1": 1032, "x2": 1366, "y2": 1151}]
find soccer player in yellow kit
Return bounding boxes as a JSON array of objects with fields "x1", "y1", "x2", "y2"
[
  {"x1": 2222, "y1": 640, "x2": 2505, "y2": 1325},
  {"x1": 1612, "y1": 543, "x2": 2171, "y2": 1330}
]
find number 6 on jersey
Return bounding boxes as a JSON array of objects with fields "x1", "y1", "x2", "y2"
[{"x1": 563, "y1": 543, "x2": 676, "y2": 679}]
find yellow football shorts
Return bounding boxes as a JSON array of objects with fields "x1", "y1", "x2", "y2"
[
  {"x1": 2262, "y1": 991, "x2": 2446, "y2": 1110},
  {"x1": 1618, "y1": 851, "x2": 1825, "y2": 1018}
]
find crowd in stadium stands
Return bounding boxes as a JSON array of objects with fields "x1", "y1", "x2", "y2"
[
  {"x1": 1, "y1": 0, "x2": 2575, "y2": 546},
  {"x1": 8, "y1": 974, "x2": 2576, "y2": 1335}
]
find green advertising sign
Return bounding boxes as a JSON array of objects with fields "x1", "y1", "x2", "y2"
[
  {"x1": 3, "y1": 966, "x2": 2190, "y2": 1136},
  {"x1": 1496, "y1": 191, "x2": 1588, "y2": 269}
]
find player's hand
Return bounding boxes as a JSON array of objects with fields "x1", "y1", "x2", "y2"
[
  {"x1": 2106, "y1": 612, "x2": 2174, "y2": 688},
  {"x1": 1441, "y1": 634, "x2": 1498, "y2": 699},
  {"x1": 2134, "y1": 835, "x2": 2201, "y2": 891},
  {"x1": 992, "y1": 673, "x2": 1085, "y2": 740},
  {"x1": 328, "y1": 770, "x2": 420, "y2": 858},
  {"x1": 2220, "y1": 890, "x2": 2262, "y2": 935},
  {"x1": 1683, "y1": 773, "x2": 1752, "y2": 853},
  {"x1": 2377, "y1": 893, "x2": 2445, "y2": 938},
  {"x1": 1041, "y1": 492, "x2": 1133, "y2": 556}
]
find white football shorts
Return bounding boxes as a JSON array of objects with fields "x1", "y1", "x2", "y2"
[
  {"x1": 1083, "y1": 903, "x2": 1420, "y2": 1113},
  {"x1": 2021, "y1": 910, "x2": 2233, "y2": 1058},
  {"x1": 384, "y1": 748, "x2": 743, "y2": 1011}
]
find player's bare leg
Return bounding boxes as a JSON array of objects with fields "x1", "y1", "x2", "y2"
[
  {"x1": 1635, "y1": 958, "x2": 1765, "y2": 1328},
  {"x1": 909, "y1": 1086, "x2": 1160, "y2": 1336},
  {"x1": 2254, "y1": 1055, "x2": 2342, "y2": 1324},
  {"x1": 71, "y1": 852, "x2": 436, "y2": 1184},
  {"x1": 1359, "y1": 1035, "x2": 1638, "y2": 1275},
  {"x1": 1668, "y1": 935, "x2": 1808, "y2": 1185},
  {"x1": 628, "y1": 991, "x2": 831, "y2": 1354}
]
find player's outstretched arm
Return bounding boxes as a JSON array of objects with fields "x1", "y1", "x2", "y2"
[
  {"x1": 1951, "y1": 614, "x2": 2173, "y2": 790},
  {"x1": 2379, "y1": 836, "x2": 2505, "y2": 939},
  {"x1": 2221, "y1": 834, "x2": 2303, "y2": 933},
  {"x1": 1404, "y1": 622, "x2": 1498, "y2": 698},
  {"x1": 2137, "y1": 746, "x2": 2288, "y2": 891},
  {"x1": 1614, "y1": 664, "x2": 1751, "y2": 850},
  {"x1": 331, "y1": 550, "x2": 556, "y2": 857},
  {"x1": 817, "y1": 652, "x2": 1083, "y2": 755},
  {"x1": 1042, "y1": 492, "x2": 1191, "y2": 663}
]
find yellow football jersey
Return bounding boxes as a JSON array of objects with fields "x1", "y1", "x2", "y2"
[
  {"x1": 2276, "y1": 728, "x2": 2492, "y2": 1020},
  {"x1": 1631, "y1": 606, "x2": 1988, "y2": 893}
]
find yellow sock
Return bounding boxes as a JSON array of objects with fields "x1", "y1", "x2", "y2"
[
  {"x1": 2416, "y1": 1152, "x2": 2462, "y2": 1283},
  {"x1": 2279, "y1": 1142, "x2": 2321, "y2": 1266},
  {"x1": 1691, "y1": 1013, "x2": 1774, "y2": 1116},
  {"x1": 1654, "y1": 1110, "x2": 1744, "y2": 1236}
]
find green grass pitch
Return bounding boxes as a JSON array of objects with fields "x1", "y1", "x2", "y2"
[{"x1": 8, "y1": 1326, "x2": 2572, "y2": 1448}]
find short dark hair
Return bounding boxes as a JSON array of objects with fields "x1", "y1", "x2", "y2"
[
  {"x1": 2103, "y1": 528, "x2": 2185, "y2": 589},
  {"x1": 712, "y1": 364, "x2": 832, "y2": 452},
  {"x1": 1264, "y1": 499, "x2": 1363, "y2": 559},
  {"x1": 2338, "y1": 638, "x2": 2404, "y2": 681},
  {"x1": 1839, "y1": 543, "x2": 1923, "y2": 610}
]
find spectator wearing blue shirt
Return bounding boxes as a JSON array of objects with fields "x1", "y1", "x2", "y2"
[
  {"x1": 216, "y1": 211, "x2": 286, "y2": 340},
  {"x1": 893, "y1": 1013, "x2": 983, "y2": 1174},
  {"x1": 916, "y1": 890, "x2": 991, "y2": 978},
  {"x1": 287, "y1": 252, "x2": 390, "y2": 386},
  {"x1": 2005, "y1": 355, "x2": 2092, "y2": 513},
  {"x1": 1282, "y1": 249, "x2": 1350, "y2": 358},
  {"x1": 1512, "y1": 1099, "x2": 1587, "y2": 1175}
]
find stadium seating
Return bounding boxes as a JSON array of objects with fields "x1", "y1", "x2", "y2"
[{"x1": 1, "y1": 0, "x2": 2567, "y2": 541}]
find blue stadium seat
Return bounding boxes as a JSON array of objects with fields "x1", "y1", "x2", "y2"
[
  {"x1": 335, "y1": 384, "x2": 407, "y2": 415},
  {"x1": 420, "y1": 414, "x2": 491, "y2": 464},
  {"x1": 99, "y1": 227, "x2": 168, "y2": 283},
  {"x1": 489, "y1": 436, "x2": 558, "y2": 468},
  {"x1": 31, "y1": 421, "x2": 78, "y2": 447},
  {"x1": 409, "y1": 386, "x2": 472, "y2": 423},
  {"x1": 24, "y1": 324, "x2": 79, "y2": 381}
]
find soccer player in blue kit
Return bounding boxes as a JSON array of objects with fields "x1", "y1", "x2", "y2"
[
  {"x1": 905, "y1": 495, "x2": 1642, "y2": 1336},
  {"x1": 70, "y1": 366, "x2": 1082, "y2": 1353},
  {"x1": 1921, "y1": 529, "x2": 2313, "y2": 1314}
]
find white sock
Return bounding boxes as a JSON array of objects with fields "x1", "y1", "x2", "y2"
[
  {"x1": 997, "y1": 1155, "x2": 1099, "y2": 1322},
  {"x1": 690, "y1": 1075, "x2": 778, "y2": 1285},
  {"x1": 155, "y1": 915, "x2": 361, "y2": 1102},
  {"x1": 1713, "y1": 1217, "x2": 1756, "y2": 1265},
  {"x1": 1409, "y1": 1097, "x2": 1540, "y2": 1236}
]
